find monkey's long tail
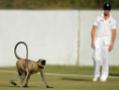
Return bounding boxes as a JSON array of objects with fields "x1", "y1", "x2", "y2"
[{"x1": 14, "y1": 41, "x2": 28, "y2": 60}]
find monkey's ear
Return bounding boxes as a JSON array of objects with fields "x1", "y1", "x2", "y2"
[{"x1": 36, "y1": 60, "x2": 41, "y2": 63}]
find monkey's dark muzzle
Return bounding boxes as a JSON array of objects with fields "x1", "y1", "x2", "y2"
[{"x1": 41, "y1": 60, "x2": 46, "y2": 65}]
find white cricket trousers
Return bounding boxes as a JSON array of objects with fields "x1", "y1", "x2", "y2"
[{"x1": 93, "y1": 37, "x2": 110, "y2": 80}]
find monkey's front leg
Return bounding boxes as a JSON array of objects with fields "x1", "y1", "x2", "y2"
[{"x1": 40, "y1": 70, "x2": 53, "y2": 88}]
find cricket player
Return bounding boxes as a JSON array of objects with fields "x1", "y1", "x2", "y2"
[{"x1": 91, "y1": 2, "x2": 117, "y2": 82}]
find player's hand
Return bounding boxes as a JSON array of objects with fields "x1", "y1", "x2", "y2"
[
  {"x1": 91, "y1": 42, "x2": 95, "y2": 49},
  {"x1": 108, "y1": 44, "x2": 114, "y2": 52}
]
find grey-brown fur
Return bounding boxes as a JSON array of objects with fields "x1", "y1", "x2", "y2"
[{"x1": 10, "y1": 41, "x2": 52, "y2": 88}]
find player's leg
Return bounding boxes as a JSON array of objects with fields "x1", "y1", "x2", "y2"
[
  {"x1": 92, "y1": 38, "x2": 103, "y2": 82},
  {"x1": 93, "y1": 48, "x2": 102, "y2": 82},
  {"x1": 93, "y1": 60, "x2": 101, "y2": 82},
  {"x1": 100, "y1": 46, "x2": 109, "y2": 82}
]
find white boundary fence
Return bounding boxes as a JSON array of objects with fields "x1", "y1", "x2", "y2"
[{"x1": 0, "y1": 10, "x2": 118, "y2": 67}]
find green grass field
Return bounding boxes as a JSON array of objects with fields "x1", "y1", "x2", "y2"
[{"x1": 0, "y1": 65, "x2": 119, "y2": 90}]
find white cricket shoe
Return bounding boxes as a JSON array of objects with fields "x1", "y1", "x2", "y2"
[
  {"x1": 100, "y1": 77, "x2": 107, "y2": 82},
  {"x1": 92, "y1": 77, "x2": 99, "y2": 82}
]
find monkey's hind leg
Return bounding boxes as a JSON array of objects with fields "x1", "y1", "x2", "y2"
[
  {"x1": 9, "y1": 73, "x2": 19, "y2": 86},
  {"x1": 21, "y1": 70, "x2": 30, "y2": 87},
  {"x1": 10, "y1": 80, "x2": 17, "y2": 86}
]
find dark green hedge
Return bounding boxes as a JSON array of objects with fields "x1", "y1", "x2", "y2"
[{"x1": 0, "y1": 0, "x2": 119, "y2": 9}]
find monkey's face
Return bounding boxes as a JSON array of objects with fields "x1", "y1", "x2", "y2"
[{"x1": 37, "y1": 59, "x2": 46, "y2": 66}]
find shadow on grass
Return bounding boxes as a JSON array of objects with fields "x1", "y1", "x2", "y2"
[
  {"x1": 62, "y1": 77, "x2": 90, "y2": 82},
  {"x1": 8, "y1": 85, "x2": 42, "y2": 88},
  {"x1": 109, "y1": 73, "x2": 119, "y2": 77},
  {"x1": 7, "y1": 85, "x2": 54, "y2": 88}
]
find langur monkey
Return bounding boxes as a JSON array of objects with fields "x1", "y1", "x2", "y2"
[{"x1": 10, "y1": 41, "x2": 52, "y2": 88}]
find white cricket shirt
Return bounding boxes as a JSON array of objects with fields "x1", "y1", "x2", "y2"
[{"x1": 93, "y1": 13, "x2": 117, "y2": 38}]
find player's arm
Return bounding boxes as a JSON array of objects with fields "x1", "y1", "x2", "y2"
[
  {"x1": 111, "y1": 29, "x2": 116, "y2": 45},
  {"x1": 109, "y1": 29, "x2": 116, "y2": 52},
  {"x1": 91, "y1": 25, "x2": 97, "y2": 49}
]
